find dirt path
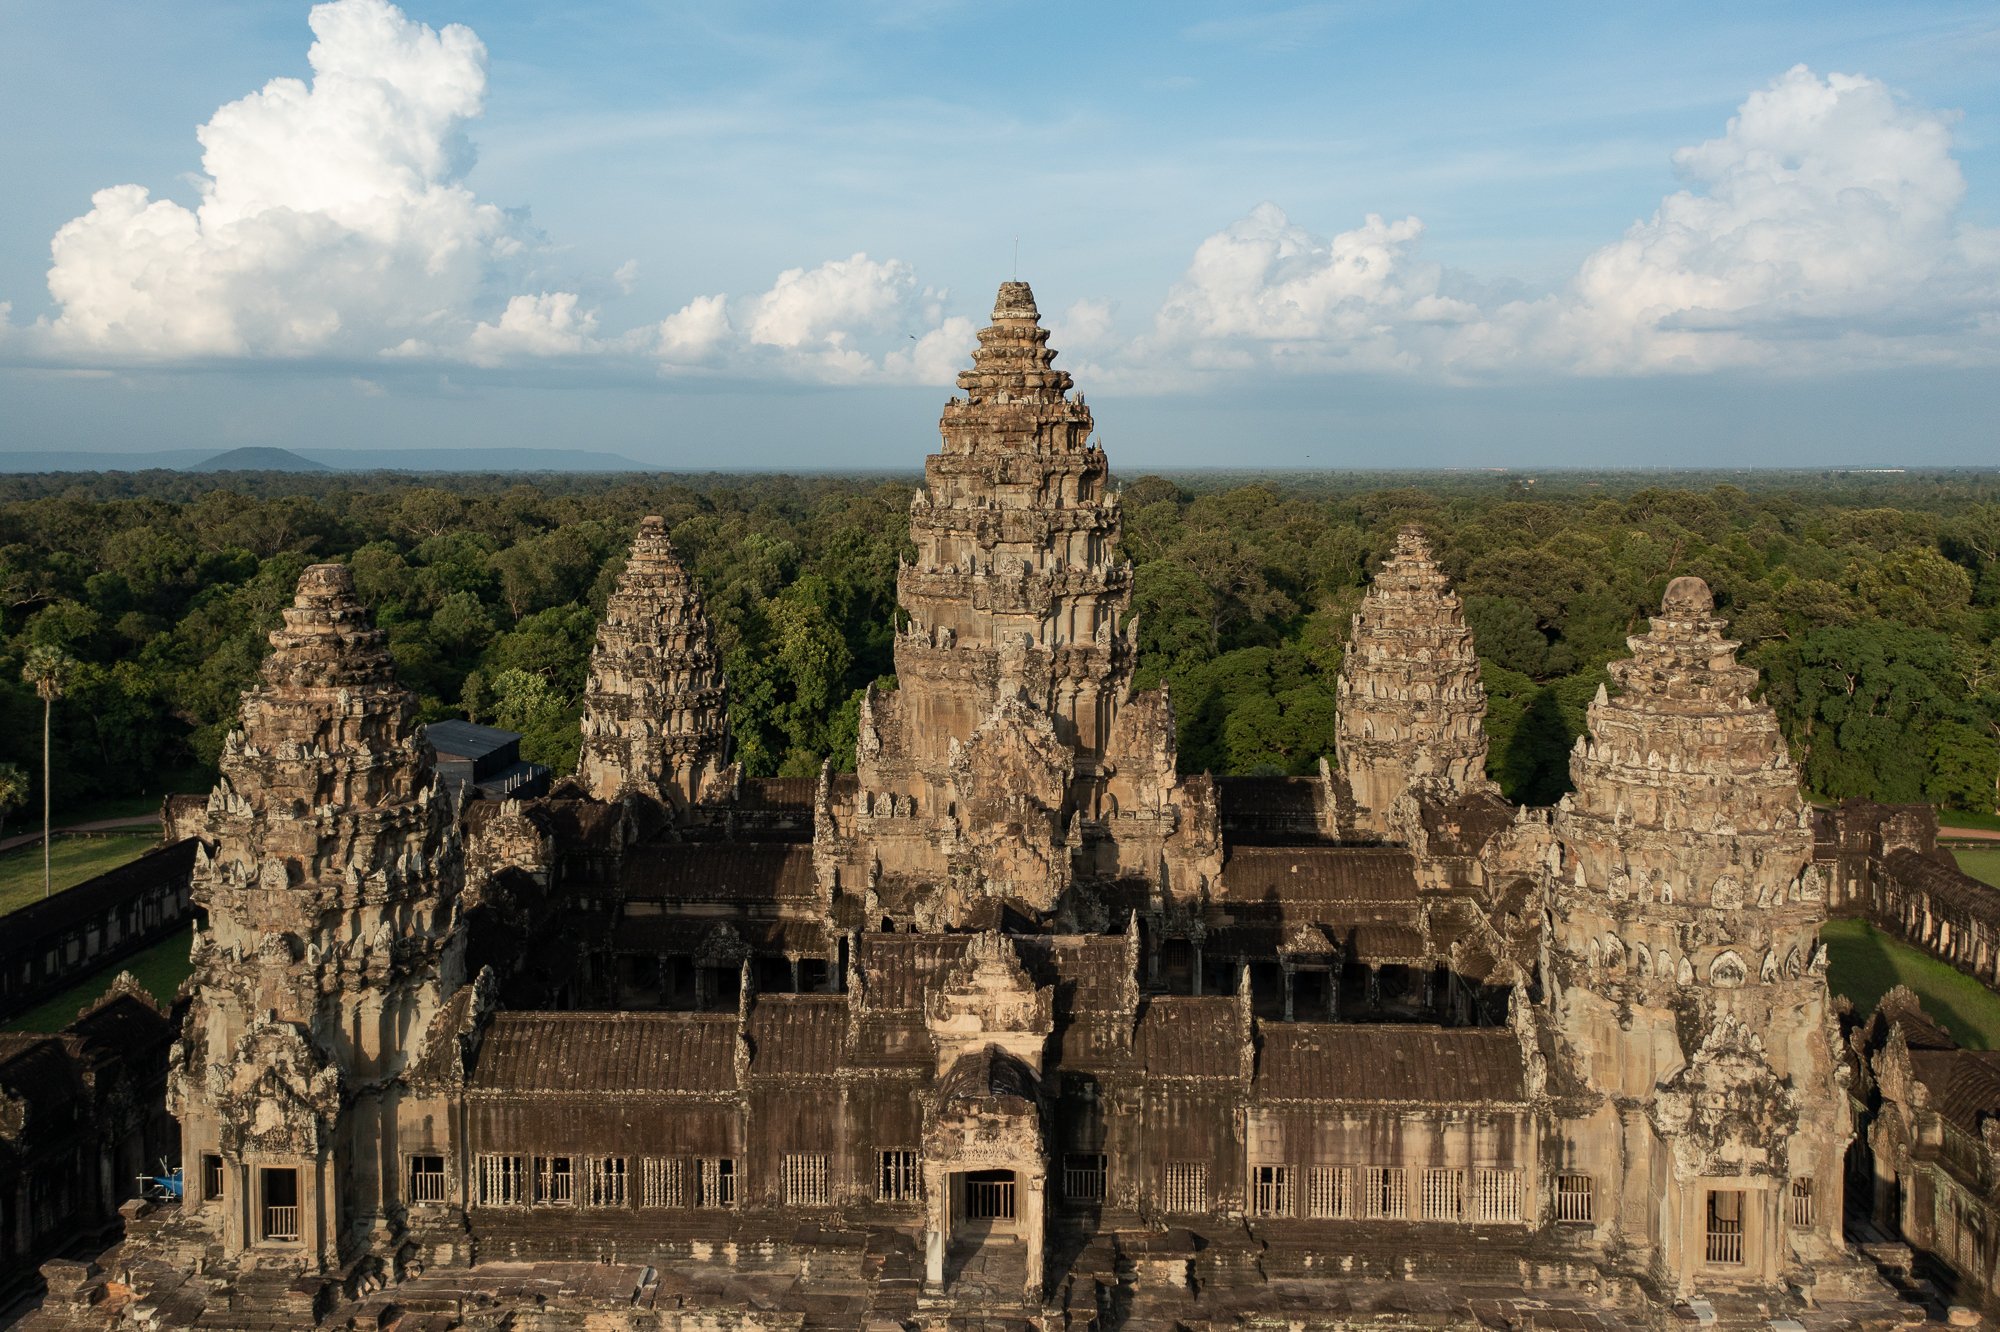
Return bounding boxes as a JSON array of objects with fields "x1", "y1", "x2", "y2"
[
  {"x1": 1942, "y1": 827, "x2": 2000, "y2": 843},
  {"x1": 0, "y1": 814, "x2": 161, "y2": 855}
]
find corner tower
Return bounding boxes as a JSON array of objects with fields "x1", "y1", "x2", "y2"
[
  {"x1": 578, "y1": 515, "x2": 732, "y2": 810},
  {"x1": 1544, "y1": 576, "x2": 1844, "y2": 1295},
  {"x1": 1335, "y1": 525, "x2": 1493, "y2": 837},
  {"x1": 173, "y1": 564, "x2": 464, "y2": 1276}
]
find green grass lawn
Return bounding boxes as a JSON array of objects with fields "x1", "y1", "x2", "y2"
[
  {"x1": 1940, "y1": 810, "x2": 2000, "y2": 834},
  {"x1": 2, "y1": 924, "x2": 193, "y2": 1033},
  {"x1": 1949, "y1": 845, "x2": 2000, "y2": 891},
  {"x1": 0, "y1": 833, "x2": 158, "y2": 917},
  {"x1": 1823, "y1": 917, "x2": 2000, "y2": 1050}
]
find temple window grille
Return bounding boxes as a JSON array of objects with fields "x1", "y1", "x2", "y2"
[
  {"x1": 1791, "y1": 1177, "x2": 1815, "y2": 1229},
  {"x1": 534, "y1": 1156, "x2": 574, "y2": 1206},
  {"x1": 1473, "y1": 1168, "x2": 1521, "y2": 1222},
  {"x1": 1706, "y1": 1190, "x2": 1745, "y2": 1265},
  {"x1": 966, "y1": 1171, "x2": 1015, "y2": 1220},
  {"x1": 408, "y1": 1154, "x2": 446, "y2": 1206},
  {"x1": 697, "y1": 1157, "x2": 736, "y2": 1208},
  {"x1": 584, "y1": 1157, "x2": 628, "y2": 1208},
  {"x1": 1555, "y1": 1174, "x2": 1594, "y2": 1223},
  {"x1": 1164, "y1": 1162, "x2": 1208, "y2": 1214},
  {"x1": 878, "y1": 1150, "x2": 919, "y2": 1204},
  {"x1": 260, "y1": 1168, "x2": 300, "y2": 1242},
  {"x1": 1064, "y1": 1152, "x2": 1107, "y2": 1203},
  {"x1": 784, "y1": 1153, "x2": 830, "y2": 1207},
  {"x1": 1365, "y1": 1166, "x2": 1408, "y2": 1219},
  {"x1": 476, "y1": 1154, "x2": 526, "y2": 1206},
  {"x1": 201, "y1": 1154, "x2": 224, "y2": 1202},
  {"x1": 1306, "y1": 1166, "x2": 1352, "y2": 1219},
  {"x1": 1252, "y1": 1165, "x2": 1295, "y2": 1217},
  {"x1": 1422, "y1": 1168, "x2": 1464, "y2": 1221},
  {"x1": 641, "y1": 1158, "x2": 685, "y2": 1208}
]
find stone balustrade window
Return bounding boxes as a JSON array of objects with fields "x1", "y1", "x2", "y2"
[
  {"x1": 1473, "y1": 1168, "x2": 1521, "y2": 1222},
  {"x1": 697, "y1": 1157, "x2": 736, "y2": 1208},
  {"x1": 1251, "y1": 1164, "x2": 1295, "y2": 1217},
  {"x1": 878, "y1": 1150, "x2": 919, "y2": 1203},
  {"x1": 641, "y1": 1158, "x2": 684, "y2": 1208},
  {"x1": 1790, "y1": 1177, "x2": 1815, "y2": 1229},
  {"x1": 1163, "y1": 1162, "x2": 1208, "y2": 1215},
  {"x1": 583, "y1": 1157, "x2": 627, "y2": 1208},
  {"x1": 1422, "y1": 1168, "x2": 1465, "y2": 1221},
  {"x1": 1555, "y1": 1174, "x2": 1594, "y2": 1223},
  {"x1": 476, "y1": 1153, "x2": 526, "y2": 1206},
  {"x1": 1364, "y1": 1166, "x2": 1408, "y2": 1219},
  {"x1": 1306, "y1": 1166, "x2": 1352, "y2": 1219},
  {"x1": 408, "y1": 1155, "x2": 446, "y2": 1206},
  {"x1": 201, "y1": 1154, "x2": 224, "y2": 1203},
  {"x1": 534, "y1": 1156, "x2": 574, "y2": 1206},
  {"x1": 783, "y1": 1153, "x2": 830, "y2": 1207},
  {"x1": 1063, "y1": 1153, "x2": 1107, "y2": 1203}
]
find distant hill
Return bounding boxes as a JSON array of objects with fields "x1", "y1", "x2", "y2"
[
  {"x1": 298, "y1": 447, "x2": 648, "y2": 472},
  {"x1": 0, "y1": 446, "x2": 649, "y2": 474},
  {"x1": 191, "y1": 447, "x2": 331, "y2": 473}
]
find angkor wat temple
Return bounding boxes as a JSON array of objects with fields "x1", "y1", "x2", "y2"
[{"x1": 26, "y1": 285, "x2": 1921, "y2": 1331}]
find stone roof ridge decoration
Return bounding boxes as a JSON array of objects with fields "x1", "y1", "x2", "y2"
[
  {"x1": 1335, "y1": 522, "x2": 1495, "y2": 839},
  {"x1": 578, "y1": 514, "x2": 733, "y2": 809}
]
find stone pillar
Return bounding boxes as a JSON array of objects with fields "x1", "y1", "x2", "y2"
[
  {"x1": 1191, "y1": 943, "x2": 1203, "y2": 996},
  {"x1": 923, "y1": 1163, "x2": 949, "y2": 1292},
  {"x1": 1281, "y1": 966, "x2": 1295, "y2": 1022},
  {"x1": 1023, "y1": 1164, "x2": 1047, "y2": 1299}
]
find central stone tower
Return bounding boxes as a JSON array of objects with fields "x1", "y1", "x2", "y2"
[{"x1": 846, "y1": 282, "x2": 1190, "y2": 926}]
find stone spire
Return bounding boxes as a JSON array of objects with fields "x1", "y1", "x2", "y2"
[
  {"x1": 578, "y1": 516, "x2": 731, "y2": 809},
  {"x1": 1335, "y1": 525, "x2": 1493, "y2": 837},
  {"x1": 1545, "y1": 576, "x2": 1844, "y2": 1290},
  {"x1": 175, "y1": 563, "x2": 464, "y2": 1269},
  {"x1": 842, "y1": 281, "x2": 1179, "y2": 924}
]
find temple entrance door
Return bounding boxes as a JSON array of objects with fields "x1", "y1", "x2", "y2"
[{"x1": 943, "y1": 1169, "x2": 1027, "y2": 1296}]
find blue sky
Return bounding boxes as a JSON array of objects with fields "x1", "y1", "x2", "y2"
[{"x1": 2, "y1": 1, "x2": 1997, "y2": 469}]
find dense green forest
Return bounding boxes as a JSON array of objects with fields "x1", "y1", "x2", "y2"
[{"x1": 0, "y1": 467, "x2": 1995, "y2": 818}]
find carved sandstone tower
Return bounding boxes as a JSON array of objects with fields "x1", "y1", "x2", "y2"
[
  {"x1": 578, "y1": 515, "x2": 732, "y2": 810},
  {"x1": 847, "y1": 282, "x2": 1187, "y2": 923},
  {"x1": 1336, "y1": 525, "x2": 1493, "y2": 838},
  {"x1": 1544, "y1": 576, "x2": 1844, "y2": 1294},
  {"x1": 173, "y1": 564, "x2": 464, "y2": 1273}
]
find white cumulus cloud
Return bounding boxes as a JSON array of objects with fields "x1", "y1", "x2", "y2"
[
  {"x1": 27, "y1": 0, "x2": 554, "y2": 362},
  {"x1": 1135, "y1": 67, "x2": 2000, "y2": 382}
]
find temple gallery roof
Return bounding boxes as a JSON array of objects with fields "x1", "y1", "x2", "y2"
[
  {"x1": 1257, "y1": 1025, "x2": 1528, "y2": 1103},
  {"x1": 469, "y1": 1012, "x2": 740, "y2": 1095}
]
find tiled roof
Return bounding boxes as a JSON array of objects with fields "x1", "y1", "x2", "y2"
[
  {"x1": 611, "y1": 915, "x2": 826, "y2": 956},
  {"x1": 0, "y1": 1035, "x2": 87, "y2": 1123},
  {"x1": 1134, "y1": 996, "x2": 1246, "y2": 1079},
  {"x1": 620, "y1": 842, "x2": 817, "y2": 903},
  {"x1": 1217, "y1": 776, "x2": 1325, "y2": 843},
  {"x1": 938, "y1": 1046, "x2": 1038, "y2": 1111},
  {"x1": 738, "y1": 777, "x2": 817, "y2": 811},
  {"x1": 857, "y1": 934, "x2": 968, "y2": 1009},
  {"x1": 746, "y1": 995, "x2": 850, "y2": 1075},
  {"x1": 1018, "y1": 935, "x2": 1132, "y2": 1013},
  {"x1": 1256, "y1": 1024, "x2": 1527, "y2": 1103},
  {"x1": 1911, "y1": 1049, "x2": 2000, "y2": 1134},
  {"x1": 1220, "y1": 845, "x2": 1420, "y2": 906},
  {"x1": 1885, "y1": 848, "x2": 2000, "y2": 916},
  {"x1": 469, "y1": 1011, "x2": 738, "y2": 1094}
]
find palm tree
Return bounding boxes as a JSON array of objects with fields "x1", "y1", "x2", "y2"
[
  {"x1": 0, "y1": 762, "x2": 26, "y2": 841},
  {"x1": 21, "y1": 646, "x2": 75, "y2": 898}
]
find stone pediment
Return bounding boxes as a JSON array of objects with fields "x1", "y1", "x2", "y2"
[
  {"x1": 1649, "y1": 1010, "x2": 1797, "y2": 1178},
  {"x1": 209, "y1": 1020, "x2": 342, "y2": 1158},
  {"x1": 926, "y1": 932, "x2": 1053, "y2": 1074}
]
